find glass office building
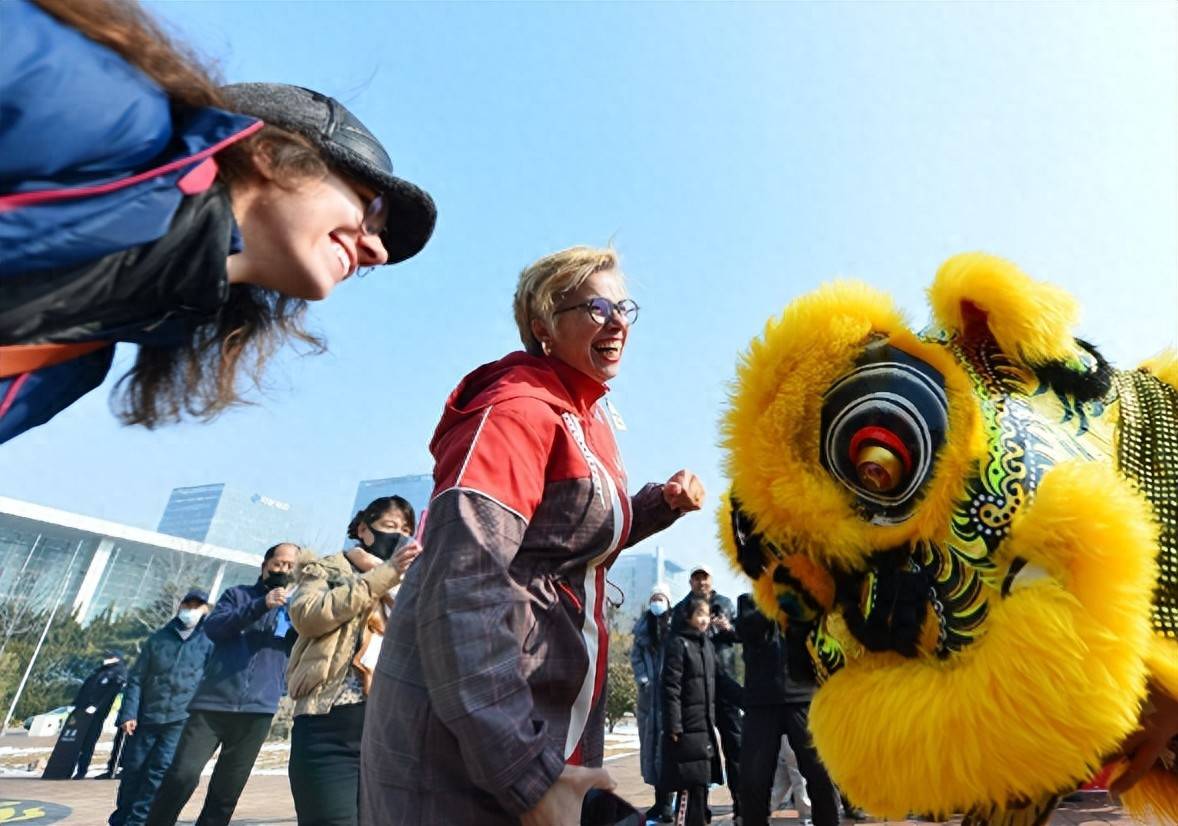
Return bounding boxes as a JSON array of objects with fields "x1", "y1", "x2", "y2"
[
  {"x1": 158, "y1": 483, "x2": 315, "y2": 554},
  {"x1": 0, "y1": 496, "x2": 261, "y2": 625},
  {"x1": 608, "y1": 547, "x2": 689, "y2": 621},
  {"x1": 346, "y1": 474, "x2": 434, "y2": 542}
]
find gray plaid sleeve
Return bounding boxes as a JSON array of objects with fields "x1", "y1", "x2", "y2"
[
  {"x1": 415, "y1": 488, "x2": 565, "y2": 815},
  {"x1": 625, "y1": 482, "x2": 681, "y2": 548}
]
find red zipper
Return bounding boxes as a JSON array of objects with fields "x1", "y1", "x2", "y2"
[{"x1": 556, "y1": 581, "x2": 582, "y2": 612}]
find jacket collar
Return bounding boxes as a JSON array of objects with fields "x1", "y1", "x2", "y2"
[{"x1": 545, "y1": 355, "x2": 607, "y2": 414}]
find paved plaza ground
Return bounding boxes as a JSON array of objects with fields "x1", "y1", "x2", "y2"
[{"x1": 0, "y1": 731, "x2": 1135, "y2": 825}]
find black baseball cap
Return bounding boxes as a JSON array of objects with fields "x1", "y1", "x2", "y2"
[
  {"x1": 220, "y1": 83, "x2": 437, "y2": 266},
  {"x1": 181, "y1": 589, "x2": 210, "y2": 605}
]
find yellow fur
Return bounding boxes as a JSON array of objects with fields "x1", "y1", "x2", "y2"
[
  {"x1": 721, "y1": 280, "x2": 984, "y2": 572},
  {"x1": 715, "y1": 490, "x2": 742, "y2": 579},
  {"x1": 1120, "y1": 769, "x2": 1178, "y2": 825},
  {"x1": 717, "y1": 488, "x2": 834, "y2": 625},
  {"x1": 1140, "y1": 349, "x2": 1178, "y2": 391},
  {"x1": 1145, "y1": 637, "x2": 1178, "y2": 702},
  {"x1": 928, "y1": 253, "x2": 1082, "y2": 365},
  {"x1": 808, "y1": 461, "x2": 1158, "y2": 818}
]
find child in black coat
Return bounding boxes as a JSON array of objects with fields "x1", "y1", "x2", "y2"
[{"x1": 660, "y1": 596, "x2": 724, "y2": 826}]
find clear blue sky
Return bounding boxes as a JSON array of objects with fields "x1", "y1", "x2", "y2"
[{"x1": 3, "y1": 1, "x2": 1175, "y2": 602}]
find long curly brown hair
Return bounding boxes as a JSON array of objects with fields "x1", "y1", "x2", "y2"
[{"x1": 33, "y1": 0, "x2": 329, "y2": 428}]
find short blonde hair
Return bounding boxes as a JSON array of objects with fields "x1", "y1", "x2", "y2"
[{"x1": 513, "y1": 246, "x2": 622, "y2": 354}]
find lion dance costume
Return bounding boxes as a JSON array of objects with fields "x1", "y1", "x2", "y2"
[{"x1": 720, "y1": 253, "x2": 1177, "y2": 824}]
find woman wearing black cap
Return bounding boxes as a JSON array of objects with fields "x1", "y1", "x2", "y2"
[{"x1": 0, "y1": 0, "x2": 436, "y2": 445}]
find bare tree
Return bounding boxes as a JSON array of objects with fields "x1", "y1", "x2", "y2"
[
  {"x1": 126, "y1": 548, "x2": 208, "y2": 632},
  {"x1": 0, "y1": 538, "x2": 59, "y2": 664}
]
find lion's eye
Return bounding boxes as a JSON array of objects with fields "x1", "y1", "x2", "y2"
[
  {"x1": 850, "y1": 425, "x2": 911, "y2": 493},
  {"x1": 820, "y1": 340, "x2": 948, "y2": 524}
]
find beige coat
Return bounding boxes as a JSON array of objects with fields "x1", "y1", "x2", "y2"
[{"x1": 286, "y1": 550, "x2": 400, "y2": 717}]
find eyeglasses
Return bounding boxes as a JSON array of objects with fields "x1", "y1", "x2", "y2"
[
  {"x1": 553, "y1": 297, "x2": 640, "y2": 326},
  {"x1": 362, "y1": 193, "x2": 389, "y2": 236}
]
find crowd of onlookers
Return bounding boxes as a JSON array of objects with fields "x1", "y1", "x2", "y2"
[
  {"x1": 46, "y1": 497, "x2": 419, "y2": 826},
  {"x1": 55, "y1": 528, "x2": 857, "y2": 826},
  {"x1": 630, "y1": 566, "x2": 862, "y2": 826}
]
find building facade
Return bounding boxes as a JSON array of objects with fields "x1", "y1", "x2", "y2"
[
  {"x1": 346, "y1": 474, "x2": 434, "y2": 542},
  {"x1": 0, "y1": 496, "x2": 261, "y2": 626},
  {"x1": 609, "y1": 546, "x2": 690, "y2": 622},
  {"x1": 158, "y1": 483, "x2": 314, "y2": 554}
]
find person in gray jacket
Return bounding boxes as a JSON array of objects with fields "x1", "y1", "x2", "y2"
[
  {"x1": 109, "y1": 590, "x2": 213, "y2": 826},
  {"x1": 630, "y1": 583, "x2": 674, "y2": 823}
]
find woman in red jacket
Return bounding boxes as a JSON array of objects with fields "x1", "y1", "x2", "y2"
[{"x1": 361, "y1": 246, "x2": 706, "y2": 826}]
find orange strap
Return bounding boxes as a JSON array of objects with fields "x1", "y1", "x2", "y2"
[{"x1": 0, "y1": 341, "x2": 110, "y2": 379}]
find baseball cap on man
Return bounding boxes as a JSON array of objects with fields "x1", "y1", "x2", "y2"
[
  {"x1": 220, "y1": 83, "x2": 437, "y2": 266},
  {"x1": 181, "y1": 588, "x2": 210, "y2": 605},
  {"x1": 690, "y1": 564, "x2": 713, "y2": 578}
]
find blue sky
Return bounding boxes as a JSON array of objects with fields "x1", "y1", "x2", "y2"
[{"x1": 3, "y1": 1, "x2": 1175, "y2": 602}]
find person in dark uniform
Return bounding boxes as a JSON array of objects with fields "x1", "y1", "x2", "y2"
[
  {"x1": 735, "y1": 592, "x2": 840, "y2": 826},
  {"x1": 43, "y1": 651, "x2": 127, "y2": 779}
]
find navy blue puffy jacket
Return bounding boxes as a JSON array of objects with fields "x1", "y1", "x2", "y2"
[
  {"x1": 117, "y1": 617, "x2": 215, "y2": 727},
  {"x1": 188, "y1": 582, "x2": 297, "y2": 716},
  {"x1": 0, "y1": 0, "x2": 258, "y2": 445}
]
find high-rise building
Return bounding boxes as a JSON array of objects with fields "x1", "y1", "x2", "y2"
[
  {"x1": 347, "y1": 474, "x2": 434, "y2": 540},
  {"x1": 609, "y1": 546, "x2": 689, "y2": 622},
  {"x1": 158, "y1": 484, "x2": 314, "y2": 554}
]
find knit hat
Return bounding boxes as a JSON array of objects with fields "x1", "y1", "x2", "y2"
[
  {"x1": 650, "y1": 582, "x2": 671, "y2": 601},
  {"x1": 220, "y1": 83, "x2": 436, "y2": 265}
]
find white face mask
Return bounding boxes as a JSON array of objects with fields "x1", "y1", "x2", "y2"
[
  {"x1": 649, "y1": 599, "x2": 669, "y2": 616},
  {"x1": 177, "y1": 608, "x2": 204, "y2": 628}
]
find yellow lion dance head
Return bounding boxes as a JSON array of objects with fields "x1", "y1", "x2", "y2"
[{"x1": 720, "y1": 252, "x2": 1178, "y2": 825}]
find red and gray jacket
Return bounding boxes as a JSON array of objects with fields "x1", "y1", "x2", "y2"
[{"x1": 361, "y1": 352, "x2": 680, "y2": 824}]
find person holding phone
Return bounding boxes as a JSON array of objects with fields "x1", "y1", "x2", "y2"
[
  {"x1": 285, "y1": 497, "x2": 422, "y2": 826},
  {"x1": 144, "y1": 543, "x2": 300, "y2": 826}
]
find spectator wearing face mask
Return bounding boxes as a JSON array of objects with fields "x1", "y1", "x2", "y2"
[
  {"x1": 144, "y1": 543, "x2": 300, "y2": 826},
  {"x1": 108, "y1": 590, "x2": 214, "y2": 826},
  {"x1": 285, "y1": 497, "x2": 422, "y2": 826},
  {"x1": 631, "y1": 583, "x2": 674, "y2": 823}
]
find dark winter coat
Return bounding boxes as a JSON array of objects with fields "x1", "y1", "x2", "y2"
[
  {"x1": 187, "y1": 581, "x2": 297, "y2": 716},
  {"x1": 735, "y1": 593, "x2": 817, "y2": 707},
  {"x1": 0, "y1": 0, "x2": 260, "y2": 445},
  {"x1": 671, "y1": 590, "x2": 738, "y2": 677},
  {"x1": 116, "y1": 617, "x2": 214, "y2": 727},
  {"x1": 630, "y1": 609, "x2": 671, "y2": 785},
  {"x1": 659, "y1": 628, "x2": 723, "y2": 789},
  {"x1": 71, "y1": 659, "x2": 128, "y2": 721}
]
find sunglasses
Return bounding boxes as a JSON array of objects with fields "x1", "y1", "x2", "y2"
[
  {"x1": 553, "y1": 297, "x2": 640, "y2": 326},
  {"x1": 362, "y1": 193, "x2": 390, "y2": 236}
]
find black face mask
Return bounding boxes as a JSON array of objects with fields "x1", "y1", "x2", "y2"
[
  {"x1": 365, "y1": 526, "x2": 411, "y2": 561},
  {"x1": 263, "y1": 571, "x2": 293, "y2": 590}
]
